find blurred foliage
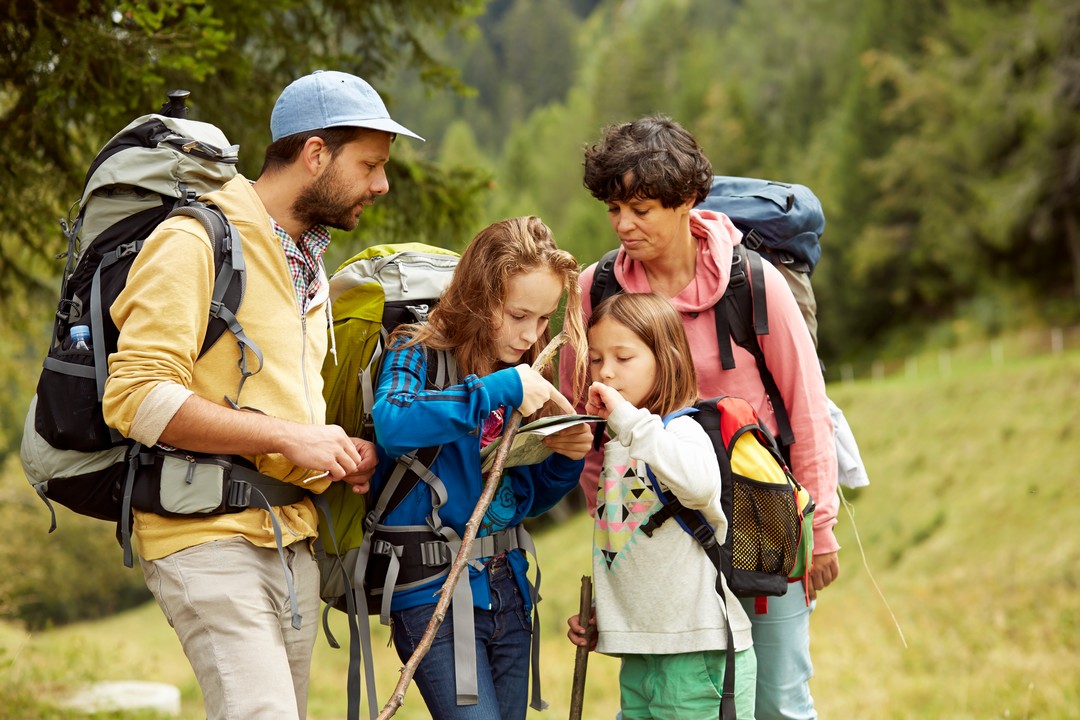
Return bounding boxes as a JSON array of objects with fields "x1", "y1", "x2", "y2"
[
  {"x1": 0, "y1": 0, "x2": 490, "y2": 323},
  {"x1": 0, "y1": 461, "x2": 151, "y2": 630},
  {"x1": 394, "y1": 0, "x2": 1080, "y2": 368}
]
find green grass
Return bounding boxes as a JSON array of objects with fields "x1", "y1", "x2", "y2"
[{"x1": 3, "y1": 348, "x2": 1079, "y2": 718}]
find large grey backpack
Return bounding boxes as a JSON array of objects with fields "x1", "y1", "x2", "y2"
[{"x1": 19, "y1": 95, "x2": 261, "y2": 566}]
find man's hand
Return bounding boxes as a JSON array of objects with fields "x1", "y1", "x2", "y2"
[
  {"x1": 808, "y1": 551, "x2": 840, "y2": 600},
  {"x1": 281, "y1": 423, "x2": 365, "y2": 481}
]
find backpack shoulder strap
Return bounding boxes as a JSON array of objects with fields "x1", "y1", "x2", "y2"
[
  {"x1": 166, "y1": 202, "x2": 249, "y2": 357},
  {"x1": 720, "y1": 245, "x2": 794, "y2": 451},
  {"x1": 589, "y1": 248, "x2": 622, "y2": 310},
  {"x1": 168, "y1": 202, "x2": 265, "y2": 408},
  {"x1": 364, "y1": 346, "x2": 457, "y2": 525},
  {"x1": 638, "y1": 408, "x2": 715, "y2": 545}
]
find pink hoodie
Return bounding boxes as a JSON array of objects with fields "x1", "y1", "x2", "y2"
[{"x1": 560, "y1": 209, "x2": 839, "y2": 555}]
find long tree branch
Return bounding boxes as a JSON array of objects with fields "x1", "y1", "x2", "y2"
[{"x1": 377, "y1": 332, "x2": 570, "y2": 719}]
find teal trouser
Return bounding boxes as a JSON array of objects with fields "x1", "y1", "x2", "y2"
[
  {"x1": 739, "y1": 589, "x2": 817, "y2": 720},
  {"x1": 618, "y1": 647, "x2": 757, "y2": 720}
]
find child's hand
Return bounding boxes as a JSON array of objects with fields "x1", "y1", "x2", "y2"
[
  {"x1": 566, "y1": 612, "x2": 597, "y2": 651},
  {"x1": 544, "y1": 422, "x2": 592, "y2": 461},
  {"x1": 585, "y1": 382, "x2": 625, "y2": 420}
]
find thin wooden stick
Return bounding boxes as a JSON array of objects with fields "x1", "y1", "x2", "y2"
[
  {"x1": 377, "y1": 333, "x2": 570, "y2": 719},
  {"x1": 568, "y1": 575, "x2": 593, "y2": 720}
]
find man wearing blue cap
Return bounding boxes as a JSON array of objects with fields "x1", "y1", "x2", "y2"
[{"x1": 103, "y1": 71, "x2": 423, "y2": 719}]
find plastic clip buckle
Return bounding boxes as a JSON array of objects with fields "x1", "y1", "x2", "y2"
[
  {"x1": 227, "y1": 479, "x2": 251, "y2": 509},
  {"x1": 419, "y1": 541, "x2": 448, "y2": 567},
  {"x1": 692, "y1": 522, "x2": 718, "y2": 550}
]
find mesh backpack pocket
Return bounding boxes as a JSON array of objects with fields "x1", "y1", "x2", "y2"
[
  {"x1": 35, "y1": 343, "x2": 115, "y2": 452},
  {"x1": 646, "y1": 396, "x2": 816, "y2": 599}
]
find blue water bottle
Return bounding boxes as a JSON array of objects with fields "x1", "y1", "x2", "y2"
[{"x1": 70, "y1": 324, "x2": 91, "y2": 351}]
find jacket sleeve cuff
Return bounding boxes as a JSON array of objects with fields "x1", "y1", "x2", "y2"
[
  {"x1": 128, "y1": 382, "x2": 194, "y2": 446},
  {"x1": 605, "y1": 401, "x2": 644, "y2": 441},
  {"x1": 483, "y1": 367, "x2": 524, "y2": 410},
  {"x1": 812, "y1": 526, "x2": 841, "y2": 555}
]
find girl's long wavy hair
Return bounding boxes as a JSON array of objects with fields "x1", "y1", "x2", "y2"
[
  {"x1": 587, "y1": 292, "x2": 699, "y2": 417},
  {"x1": 400, "y1": 216, "x2": 588, "y2": 408}
]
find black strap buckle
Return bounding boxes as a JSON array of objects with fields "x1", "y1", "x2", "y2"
[
  {"x1": 227, "y1": 479, "x2": 252, "y2": 509},
  {"x1": 691, "y1": 521, "x2": 717, "y2": 550}
]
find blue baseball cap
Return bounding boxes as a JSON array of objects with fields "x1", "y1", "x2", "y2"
[{"x1": 270, "y1": 70, "x2": 424, "y2": 142}]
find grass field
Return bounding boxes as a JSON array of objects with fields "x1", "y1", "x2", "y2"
[{"x1": 3, "y1": 348, "x2": 1079, "y2": 718}]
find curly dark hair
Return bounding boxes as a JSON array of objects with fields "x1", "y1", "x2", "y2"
[{"x1": 582, "y1": 115, "x2": 712, "y2": 208}]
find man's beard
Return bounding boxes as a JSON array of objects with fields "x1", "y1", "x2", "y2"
[{"x1": 291, "y1": 163, "x2": 372, "y2": 232}]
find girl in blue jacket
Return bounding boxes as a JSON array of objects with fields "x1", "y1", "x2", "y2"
[{"x1": 370, "y1": 215, "x2": 590, "y2": 720}]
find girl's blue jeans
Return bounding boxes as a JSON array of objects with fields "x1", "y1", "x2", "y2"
[{"x1": 390, "y1": 554, "x2": 533, "y2": 720}]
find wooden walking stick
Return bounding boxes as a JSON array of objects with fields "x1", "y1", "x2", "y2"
[
  {"x1": 377, "y1": 332, "x2": 570, "y2": 719},
  {"x1": 568, "y1": 574, "x2": 593, "y2": 720}
]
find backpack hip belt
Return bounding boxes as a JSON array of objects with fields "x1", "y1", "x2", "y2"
[
  {"x1": 128, "y1": 445, "x2": 308, "y2": 518},
  {"x1": 365, "y1": 520, "x2": 529, "y2": 613}
]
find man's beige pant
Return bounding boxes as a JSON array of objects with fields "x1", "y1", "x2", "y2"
[{"x1": 140, "y1": 536, "x2": 320, "y2": 719}]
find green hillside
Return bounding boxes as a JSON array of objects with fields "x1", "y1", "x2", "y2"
[{"x1": 2, "y1": 349, "x2": 1078, "y2": 718}]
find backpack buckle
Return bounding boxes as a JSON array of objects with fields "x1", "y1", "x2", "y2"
[
  {"x1": 692, "y1": 522, "x2": 717, "y2": 550},
  {"x1": 372, "y1": 538, "x2": 394, "y2": 556},
  {"x1": 419, "y1": 540, "x2": 450, "y2": 567},
  {"x1": 115, "y1": 241, "x2": 141, "y2": 259},
  {"x1": 742, "y1": 228, "x2": 765, "y2": 251},
  {"x1": 406, "y1": 303, "x2": 431, "y2": 323},
  {"x1": 227, "y1": 479, "x2": 251, "y2": 509},
  {"x1": 728, "y1": 254, "x2": 748, "y2": 289}
]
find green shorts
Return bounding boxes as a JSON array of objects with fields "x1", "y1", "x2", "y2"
[{"x1": 619, "y1": 647, "x2": 757, "y2": 720}]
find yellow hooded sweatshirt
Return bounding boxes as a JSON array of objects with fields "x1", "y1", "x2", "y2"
[{"x1": 103, "y1": 175, "x2": 334, "y2": 561}]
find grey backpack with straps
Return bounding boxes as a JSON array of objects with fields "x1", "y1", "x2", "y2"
[{"x1": 20, "y1": 95, "x2": 300, "y2": 568}]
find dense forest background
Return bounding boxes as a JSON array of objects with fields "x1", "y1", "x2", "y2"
[
  {"x1": 385, "y1": 0, "x2": 1080, "y2": 368},
  {"x1": 1, "y1": 0, "x2": 1077, "y2": 468}
]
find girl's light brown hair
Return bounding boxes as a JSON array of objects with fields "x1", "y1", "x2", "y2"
[
  {"x1": 401, "y1": 216, "x2": 588, "y2": 405},
  {"x1": 588, "y1": 292, "x2": 698, "y2": 417}
]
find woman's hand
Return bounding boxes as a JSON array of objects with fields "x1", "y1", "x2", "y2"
[{"x1": 585, "y1": 381, "x2": 626, "y2": 420}]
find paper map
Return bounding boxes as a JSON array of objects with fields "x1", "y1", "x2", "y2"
[{"x1": 480, "y1": 414, "x2": 602, "y2": 472}]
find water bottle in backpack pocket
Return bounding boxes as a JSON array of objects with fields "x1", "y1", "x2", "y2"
[{"x1": 35, "y1": 323, "x2": 116, "y2": 453}]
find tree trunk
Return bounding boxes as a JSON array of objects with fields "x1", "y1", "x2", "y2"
[{"x1": 1065, "y1": 210, "x2": 1080, "y2": 300}]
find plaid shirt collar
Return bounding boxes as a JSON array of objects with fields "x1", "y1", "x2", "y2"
[{"x1": 270, "y1": 217, "x2": 331, "y2": 311}]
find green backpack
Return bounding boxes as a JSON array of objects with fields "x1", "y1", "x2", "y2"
[{"x1": 316, "y1": 242, "x2": 459, "y2": 720}]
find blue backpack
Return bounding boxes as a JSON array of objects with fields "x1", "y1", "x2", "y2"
[{"x1": 696, "y1": 176, "x2": 824, "y2": 274}]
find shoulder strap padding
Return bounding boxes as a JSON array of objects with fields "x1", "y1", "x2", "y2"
[
  {"x1": 167, "y1": 202, "x2": 245, "y2": 358},
  {"x1": 589, "y1": 248, "x2": 621, "y2": 310}
]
